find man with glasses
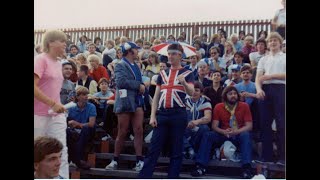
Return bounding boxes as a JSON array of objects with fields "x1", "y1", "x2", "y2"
[
  {"x1": 202, "y1": 46, "x2": 227, "y2": 75},
  {"x1": 139, "y1": 43, "x2": 194, "y2": 178}
]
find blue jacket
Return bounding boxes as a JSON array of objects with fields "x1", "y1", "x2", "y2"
[{"x1": 114, "y1": 59, "x2": 142, "y2": 113}]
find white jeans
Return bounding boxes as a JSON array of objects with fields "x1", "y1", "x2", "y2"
[{"x1": 34, "y1": 114, "x2": 69, "y2": 179}]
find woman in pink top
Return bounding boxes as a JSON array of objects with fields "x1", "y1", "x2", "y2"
[{"x1": 34, "y1": 29, "x2": 69, "y2": 178}]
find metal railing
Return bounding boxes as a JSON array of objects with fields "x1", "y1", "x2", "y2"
[{"x1": 34, "y1": 19, "x2": 271, "y2": 45}]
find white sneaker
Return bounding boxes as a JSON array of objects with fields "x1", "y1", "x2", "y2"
[
  {"x1": 98, "y1": 122, "x2": 104, "y2": 127},
  {"x1": 105, "y1": 160, "x2": 118, "y2": 170},
  {"x1": 101, "y1": 134, "x2": 112, "y2": 141},
  {"x1": 132, "y1": 160, "x2": 144, "y2": 171}
]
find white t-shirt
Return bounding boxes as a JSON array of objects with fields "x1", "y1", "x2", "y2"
[
  {"x1": 102, "y1": 48, "x2": 116, "y2": 60},
  {"x1": 275, "y1": 8, "x2": 286, "y2": 26},
  {"x1": 257, "y1": 52, "x2": 286, "y2": 84},
  {"x1": 249, "y1": 52, "x2": 266, "y2": 66}
]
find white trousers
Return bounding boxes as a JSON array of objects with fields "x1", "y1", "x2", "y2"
[{"x1": 34, "y1": 114, "x2": 69, "y2": 179}]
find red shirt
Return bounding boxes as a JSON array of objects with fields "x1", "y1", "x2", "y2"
[
  {"x1": 213, "y1": 102, "x2": 252, "y2": 129},
  {"x1": 89, "y1": 65, "x2": 109, "y2": 83},
  {"x1": 69, "y1": 72, "x2": 78, "y2": 83},
  {"x1": 109, "y1": 93, "x2": 115, "y2": 100}
]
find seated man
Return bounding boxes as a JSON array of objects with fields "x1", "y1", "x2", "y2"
[
  {"x1": 223, "y1": 64, "x2": 242, "y2": 87},
  {"x1": 66, "y1": 86, "x2": 96, "y2": 170},
  {"x1": 76, "y1": 64, "x2": 98, "y2": 95},
  {"x1": 91, "y1": 78, "x2": 114, "y2": 123},
  {"x1": 194, "y1": 61, "x2": 212, "y2": 88},
  {"x1": 191, "y1": 86, "x2": 253, "y2": 179},
  {"x1": 34, "y1": 136, "x2": 64, "y2": 179},
  {"x1": 101, "y1": 93, "x2": 117, "y2": 140},
  {"x1": 183, "y1": 81, "x2": 212, "y2": 159},
  {"x1": 60, "y1": 61, "x2": 76, "y2": 105},
  {"x1": 235, "y1": 65, "x2": 257, "y2": 107}
]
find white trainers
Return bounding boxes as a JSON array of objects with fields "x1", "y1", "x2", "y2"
[
  {"x1": 105, "y1": 160, "x2": 118, "y2": 170},
  {"x1": 101, "y1": 134, "x2": 112, "y2": 141},
  {"x1": 98, "y1": 122, "x2": 104, "y2": 127},
  {"x1": 132, "y1": 160, "x2": 144, "y2": 171}
]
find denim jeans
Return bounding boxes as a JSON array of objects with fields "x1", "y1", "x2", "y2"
[
  {"x1": 195, "y1": 131, "x2": 252, "y2": 167},
  {"x1": 138, "y1": 108, "x2": 187, "y2": 178},
  {"x1": 183, "y1": 124, "x2": 210, "y2": 152},
  {"x1": 67, "y1": 126, "x2": 95, "y2": 164}
]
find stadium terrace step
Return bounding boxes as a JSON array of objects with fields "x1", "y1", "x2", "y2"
[
  {"x1": 95, "y1": 153, "x2": 285, "y2": 172},
  {"x1": 79, "y1": 168, "x2": 236, "y2": 179}
]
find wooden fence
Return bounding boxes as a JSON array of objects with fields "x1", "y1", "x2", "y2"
[{"x1": 34, "y1": 19, "x2": 271, "y2": 45}]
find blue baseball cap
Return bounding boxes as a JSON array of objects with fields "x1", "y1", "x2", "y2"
[{"x1": 120, "y1": 42, "x2": 141, "y2": 53}]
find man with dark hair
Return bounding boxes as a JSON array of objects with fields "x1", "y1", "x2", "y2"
[
  {"x1": 228, "y1": 51, "x2": 247, "y2": 76},
  {"x1": 139, "y1": 43, "x2": 194, "y2": 178},
  {"x1": 191, "y1": 86, "x2": 253, "y2": 179},
  {"x1": 235, "y1": 65, "x2": 260, "y2": 156},
  {"x1": 183, "y1": 81, "x2": 212, "y2": 159},
  {"x1": 203, "y1": 70, "x2": 224, "y2": 111},
  {"x1": 68, "y1": 45, "x2": 79, "y2": 58},
  {"x1": 60, "y1": 61, "x2": 75, "y2": 105},
  {"x1": 34, "y1": 136, "x2": 64, "y2": 179},
  {"x1": 76, "y1": 65, "x2": 98, "y2": 95},
  {"x1": 235, "y1": 65, "x2": 257, "y2": 106},
  {"x1": 249, "y1": 39, "x2": 267, "y2": 69},
  {"x1": 249, "y1": 39, "x2": 267, "y2": 82}
]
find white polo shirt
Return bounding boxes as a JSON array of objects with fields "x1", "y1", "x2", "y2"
[
  {"x1": 257, "y1": 51, "x2": 286, "y2": 85},
  {"x1": 275, "y1": 8, "x2": 286, "y2": 26}
]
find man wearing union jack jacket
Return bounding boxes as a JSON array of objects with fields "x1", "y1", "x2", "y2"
[{"x1": 139, "y1": 43, "x2": 195, "y2": 178}]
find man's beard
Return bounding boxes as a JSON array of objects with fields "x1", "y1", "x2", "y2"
[{"x1": 226, "y1": 98, "x2": 237, "y2": 105}]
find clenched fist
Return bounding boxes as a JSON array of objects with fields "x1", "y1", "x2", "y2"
[{"x1": 177, "y1": 74, "x2": 186, "y2": 85}]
